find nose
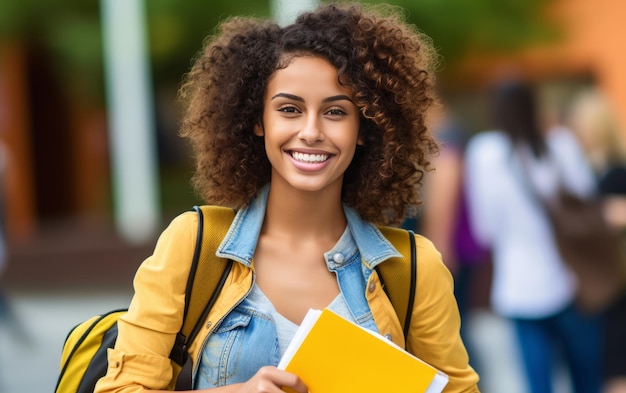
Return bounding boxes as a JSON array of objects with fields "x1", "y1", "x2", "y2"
[{"x1": 298, "y1": 114, "x2": 324, "y2": 144}]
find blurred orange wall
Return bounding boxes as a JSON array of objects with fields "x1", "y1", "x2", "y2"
[{"x1": 453, "y1": 0, "x2": 626, "y2": 135}]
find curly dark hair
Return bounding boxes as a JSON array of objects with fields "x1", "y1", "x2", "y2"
[{"x1": 179, "y1": 2, "x2": 440, "y2": 226}]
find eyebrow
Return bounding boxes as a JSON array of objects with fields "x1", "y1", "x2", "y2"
[{"x1": 271, "y1": 93, "x2": 354, "y2": 104}]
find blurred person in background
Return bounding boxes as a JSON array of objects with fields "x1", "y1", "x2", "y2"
[
  {"x1": 464, "y1": 79, "x2": 602, "y2": 393},
  {"x1": 412, "y1": 103, "x2": 490, "y2": 384},
  {"x1": 567, "y1": 88, "x2": 626, "y2": 393}
]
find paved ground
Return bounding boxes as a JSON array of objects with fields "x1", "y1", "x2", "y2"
[
  {"x1": 0, "y1": 290, "x2": 133, "y2": 393},
  {"x1": 0, "y1": 219, "x2": 150, "y2": 393}
]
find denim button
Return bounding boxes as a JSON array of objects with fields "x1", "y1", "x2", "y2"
[
  {"x1": 333, "y1": 253, "x2": 345, "y2": 264},
  {"x1": 368, "y1": 281, "x2": 376, "y2": 292},
  {"x1": 384, "y1": 333, "x2": 392, "y2": 341}
]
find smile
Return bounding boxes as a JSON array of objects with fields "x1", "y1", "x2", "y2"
[{"x1": 291, "y1": 151, "x2": 330, "y2": 163}]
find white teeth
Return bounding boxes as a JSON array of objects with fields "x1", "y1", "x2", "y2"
[{"x1": 292, "y1": 152, "x2": 329, "y2": 163}]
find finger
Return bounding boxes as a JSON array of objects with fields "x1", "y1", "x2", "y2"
[
  {"x1": 282, "y1": 376, "x2": 308, "y2": 393},
  {"x1": 255, "y1": 367, "x2": 307, "y2": 393}
]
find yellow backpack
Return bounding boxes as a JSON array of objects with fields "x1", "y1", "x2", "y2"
[{"x1": 54, "y1": 206, "x2": 416, "y2": 393}]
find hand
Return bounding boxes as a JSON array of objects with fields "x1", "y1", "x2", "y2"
[{"x1": 235, "y1": 366, "x2": 308, "y2": 393}]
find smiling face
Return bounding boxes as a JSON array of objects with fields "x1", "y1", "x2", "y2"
[{"x1": 255, "y1": 55, "x2": 361, "y2": 196}]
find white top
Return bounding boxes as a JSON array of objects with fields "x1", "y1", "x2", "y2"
[
  {"x1": 464, "y1": 127, "x2": 596, "y2": 318},
  {"x1": 247, "y1": 283, "x2": 356, "y2": 356}
]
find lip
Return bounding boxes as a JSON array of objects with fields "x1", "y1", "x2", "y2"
[{"x1": 286, "y1": 149, "x2": 334, "y2": 172}]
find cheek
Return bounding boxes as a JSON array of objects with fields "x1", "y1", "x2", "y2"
[
  {"x1": 338, "y1": 133, "x2": 360, "y2": 163},
  {"x1": 344, "y1": 123, "x2": 362, "y2": 150}
]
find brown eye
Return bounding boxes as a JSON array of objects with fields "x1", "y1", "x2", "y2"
[
  {"x1": 278, "y1": 105, "x2": 300, "y2": 114},
  {"x1": 326, "y1": 108, "x2": 347, "y2": 116}
]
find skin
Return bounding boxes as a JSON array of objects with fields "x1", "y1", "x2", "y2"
[
  {"x1": 605, "y1": 378, "x2": 626, "y2": 393},
  {"x1": 148, "y1": 55, "x2": 361, "y2": 393}
]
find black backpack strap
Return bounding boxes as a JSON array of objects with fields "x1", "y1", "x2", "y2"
[
  {"x1": 405, "y1": 230, "x2": 417, "y2": 336},
  {"x1": 172, "y1": 206, "x2": 235, "y2": 390},
  {"x1": 375, "y1": 228, "x2": 417, "y2": 341}
]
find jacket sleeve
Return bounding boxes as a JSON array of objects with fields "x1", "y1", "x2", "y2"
[
  {"x1": 407, "y1": 235, "x2": 481, "y2": 392},
  {"x1": 95, "y1": 211, "x2": 198, "y2": 393}
]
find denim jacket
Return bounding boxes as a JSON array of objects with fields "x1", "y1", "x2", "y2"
[{"x1": 95, "y1": 186, "x2": 480, "y2": 393}]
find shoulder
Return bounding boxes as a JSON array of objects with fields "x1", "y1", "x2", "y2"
[
  {"x1": 138, "y1": 210, "x2": 199, "y2": 274},
  {"x1": 465, "y1": 131, "x2": 510, "y2": 162},
  {"x1": 546, "y1": 126, "x2": 591, "y2": 167},
  {"x1": 160, "y1": 210, "x2": 199, "y2": 245},
  {"x1": 547, "y1": 125, "x2": 580, "y2": 150},
  {"x1": 374, "y1": 228, "x2": 451, "y2": 286},
  {"x1": 157, "y1": 206, "x2": 235, "y2": 256},
  {"x1": 414, "y1": 234, "x2": 452, "y2": 280},
  {"x1": 464, "y1": 131, "x2": 513, "y2": 182}
]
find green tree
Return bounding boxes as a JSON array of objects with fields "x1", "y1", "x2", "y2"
[{"x1": 361, "y1": 0, "x2": 557, "y2": 73}]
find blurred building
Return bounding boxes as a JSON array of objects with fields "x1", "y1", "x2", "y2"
[{"x1": 0, "y1": 39, "x2": 110, "y2": 244}]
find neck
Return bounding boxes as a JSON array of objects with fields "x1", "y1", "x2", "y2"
[{"x1": 263, "y1": 183, "x2": 347, "y2": 242}]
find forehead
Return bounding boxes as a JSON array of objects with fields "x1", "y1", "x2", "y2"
[{"x1": 267, "y1": 55, "x2": 353, "y2": 96}]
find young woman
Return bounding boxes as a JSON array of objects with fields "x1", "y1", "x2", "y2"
[{"x1": 95, "y1": 3, "x2": 479, "y2": 392}]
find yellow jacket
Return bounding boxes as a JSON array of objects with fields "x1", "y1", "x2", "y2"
[{"x1": 95, "y1": 206, "x2": 479, "y2": 392}]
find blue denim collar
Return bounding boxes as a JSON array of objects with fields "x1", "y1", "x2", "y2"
[{"x1": 216, "y1": 184, "x2": 401, "y2": 268}]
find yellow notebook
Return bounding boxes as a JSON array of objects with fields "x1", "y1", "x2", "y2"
[{"x1": 278, "y1": 308, "x2": 448, "y2": 393}]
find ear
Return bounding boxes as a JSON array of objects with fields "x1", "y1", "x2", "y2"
[
  {"x1": 254, "y1": 123, "x2": 264, "y2": 137},
  {"x1": 357, "y1": 134, "x2": 364, "y2": 146}
]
